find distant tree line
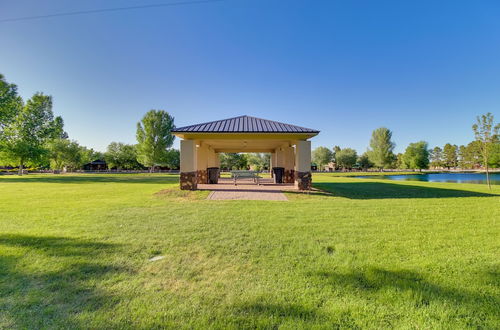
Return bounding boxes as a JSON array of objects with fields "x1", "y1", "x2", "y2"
[
  {"x1": 0, "y1": 74, "x2": 180, "y2": 174},
  {"x1": 218, "y1": 153, "x2": 270, "y2": 171},
  {"x1": 312, "y1": 114, "x2": 500, "y2": 174},
  {"x1": 2, "y1": 73, "x2": 499, "y2": 178}
]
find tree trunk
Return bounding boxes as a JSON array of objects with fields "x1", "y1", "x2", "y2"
[
  {"x1": 485, "y1": 163, "x2": 491, "y2": 190},
  {"x1": 18, "y1": 161, "x2": 23, "y2": 176}
]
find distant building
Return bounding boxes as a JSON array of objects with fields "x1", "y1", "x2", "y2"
[
  {"x1": 83, "y1": 159, "x2": 107, "y2": 171},
  {"x1": 326, "y1": 162, "x2": 336, "y2": 172}
]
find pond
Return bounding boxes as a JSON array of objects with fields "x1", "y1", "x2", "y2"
[{"x1": 356, "y1": 173, "x2": 500, "y2": 185}]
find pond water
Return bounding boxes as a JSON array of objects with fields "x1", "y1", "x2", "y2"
[{"x1": 356, "y1": 173, "x2": 500, "y2": 185}]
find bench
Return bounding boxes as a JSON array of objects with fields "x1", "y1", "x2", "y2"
[{"x1": 231, "y1": 170, "x2": 260, "y2": 185}]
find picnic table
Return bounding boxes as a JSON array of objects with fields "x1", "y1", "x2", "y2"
[{"x1": 231, "y1": 170, "x2": 261, "y2": 185}]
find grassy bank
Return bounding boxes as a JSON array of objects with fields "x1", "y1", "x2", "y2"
[
  {"x1": 316, "y1": 171, "x2": 425, "y2": 177},
  {"x1": 0, "y1": 173, "x2": 498, "y2": 328}
]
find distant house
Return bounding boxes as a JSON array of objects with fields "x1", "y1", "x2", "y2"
[
  {"x1": 83, "y1": 159, "x2": 107, "y2": 171},
  {"x1": 326, "y1": 162, "x2": 336, "y2": 172}
]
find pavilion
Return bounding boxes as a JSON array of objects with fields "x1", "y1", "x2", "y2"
[{"x1": 171, "y1": 115, "x2": 319, "y2": 190}]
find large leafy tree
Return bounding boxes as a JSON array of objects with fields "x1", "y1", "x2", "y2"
[
  {"x1": 336, "y1": 148, "x2": 357, "y2": 170},
  {"x1": 472, "y1": 112, "x2": 500, "y2": 189},
  {"x1": 332, "y1": 145, "x2": 341, "y2": 164},
  {"x1": 443, "y1": 143, "x2": 458, "y2": 169},
  {"x1": 219, "y1": 153, "x2": 248, "y2": 170},
  {"x1": 1, "y1": 93, "x2": 63, "y2": 174},
  {"x1": 48, "y1": 140, "x2": 103, "y2": 172},
  {"x1": 367, "y1": 127, "x2": 395, "y2": 169},
  {"x1": 356, "y1": 152, "x2": 373, "y2": 170},
  {"x1": 458, "y1": 141, "x2": 482, "y2": 169},
  {"x1": 457, "y1": 145, "x2": 467, "y2": 169},
  {"x1": 402, "y1": 141, "x2": 429, "y2": 170},
  {"x1": 136, "y1": 110, "x2": 175, "y2": 171},
  {"x1": 0, "y1": 74, "x2": 22, "y2": 134},
  {"x1": 79, "y1": 147, "x2": 104, "y2": 169},
  {"x1": 395, "y1": 153, "x2": 404, "y2": 169},
  {"x1": 429, "y1": 146, "x2": 443, "y2": 168},
  {"x1": 48, "y1": 138, "x2": 73, "y2": 171},
  {"x1": 105, "y1": 142, "x2": 142, "y2": 170},
  {"x1": 163, "y1": 149, "x2": 180, "y2": 169},
  {"x1": 488, "y1": 143, "x2": 500, "y2": 168},
  {"x1": 312, "y1": 146, "x2": 333, "y2": 171},
  {"x1": 246, "y1": 153, "x2": 270, "y2": 171}
]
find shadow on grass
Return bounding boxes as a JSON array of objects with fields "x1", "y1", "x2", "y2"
[
  {"x1": 309, "y1": 182, "x2": 497, "y2": 199},
  {"x1": 0, "y1": 234, "x2": 127, "y2": 329},
  {"x1": 233, "y1": 302, "x2": 317, "y2": 321},
  {"x1": 0, "y1": 174, "x2": 179, "y2": 184},
  {"x1": 312, "y1": 267, "x2": 499, "y2": 327}
]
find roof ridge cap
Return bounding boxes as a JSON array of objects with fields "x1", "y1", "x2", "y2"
[{"x1": 244, "y1": 115, "x2": 318, "y2": 132}]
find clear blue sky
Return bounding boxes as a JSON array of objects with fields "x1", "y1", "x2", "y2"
[{"x1": 1, "y1": 0, "x2": 499, "y2": 153}]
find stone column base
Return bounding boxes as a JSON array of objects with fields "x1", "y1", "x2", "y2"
[
  {"x1": 197, "y1": 169, "x2": 208, "y2": 184},
  {"x1": 295, "y1": 171, "x2": 312, "y2": 190},
  {"x1": 180, "y1": 172, "x2": 197, "y2": 190},
  {"x1": 284, "y1": 169, "x2": 295, "y2": 183}
]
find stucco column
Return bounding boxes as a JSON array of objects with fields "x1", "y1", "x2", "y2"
[
  {"x1": 295, "y1": 140, "x2": 312, "y2": 190},
  {"x1": 275, "y1": 148, "x2": 285, "y2": 167},
  {"x1": 215, "y1": 153, "x2": 220, "y2": 168},
  {"x1": 270, "y1": 152, "x2": 276, "y2": 177},
  {"x1": 180, "y1": 139, "x2": 197, "y2": 190},
  {"x1": 283, "y1": 146, "x2": 295, "y2": 183},
  {"x1": 275, "y1": 147, "x2": 294, "y2": 183},
  {"x1": 206, "y1": 147, "x2": 219, "y2": 181},
  {"x1": 207, "y1": 147, "x2": 217, "y2": 167},
  {"x1": 196, "y1": 143, "x2": 209, "y2": 184},
  {"x1": 214, "y1": 152, "x2": 221, "y2": 177}
]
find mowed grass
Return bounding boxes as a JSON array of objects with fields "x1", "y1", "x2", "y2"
[{"x1": 0, "y1": 173, "x2": 499, "y2": 329}]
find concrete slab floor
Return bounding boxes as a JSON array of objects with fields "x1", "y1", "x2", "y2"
[{"x1": 198, "y1": 178, "x2": 295, "y2": 201}]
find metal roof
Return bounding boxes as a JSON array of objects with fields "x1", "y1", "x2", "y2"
[
  {"x1": 171, "y1": 115, "x2": 319, "y2": 133},
  {"x1": 84, "y1": 159, "x2": 106, "y2": 165}
]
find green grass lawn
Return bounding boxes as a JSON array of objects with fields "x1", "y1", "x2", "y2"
[{"x1": 0, "y1": 173, "x2": 499, "y2": 329}]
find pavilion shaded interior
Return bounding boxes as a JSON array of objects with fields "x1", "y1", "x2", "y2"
[{"x1": 171, "y1": 116, "x2": 319, "y2": 190}]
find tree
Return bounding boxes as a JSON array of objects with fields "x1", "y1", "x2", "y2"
[
  {"x1": 429, "y1": 146, "x2": 443, "y2": 168},
  {"x1": 47, "y1": 139, "x2": 86, "y2": 172},
  {"x1": 336, "y1": 148, "x2": 357, "y2": 170},
  {"x1": 136, "y1": 110, "x2": 175, "y2": 171},
  {"x1": 457, "y1": 145, "x2": 467, "y2": 169},
  {"x1": 443, "y1": 143, "x2": 458, "y2": 169},
  {"x1": 367, "y1": 127, "x2": 395, "y2": 169},
  {"x1": 332, "y1": 145, "x2": 341, "y2": 165},
  {"x1": 105, "y1": 142, "x2": 142, "y2": 170},
  {"x1": 312, "y1": 146, "x2": 333, "y2": 171},
  {"x1": 488, "y1": 142, "x2": 500, "y2": 168},
  {"x1": 472, "y1": 112, "x2": 500, "y2": 189},
  {"x1": 458, "y1": 141, "x2": 482, "y2": 169},
  {"x1": 48, "y1": 138, "x2": 69, "y2": 171},
  {"x1": 219, "y1": 153, "x2": 248, "y2": 170},
  {"x1": 356, "y1": 152, "x2": 373, "y2": 170},
  {"x1": 64, "y1": 141, "x2": 84, "y2": 171},
  {"x1": 0, "y1": 93, "x2": 63, "y2": 174},
  {"x1": 163, "y1": 149, "x2": 180, "y2": 169},
  {"x1": 395, "y1": 153, "x2": 404, "y2": 169},
  {"x1": 0, "y1": 74, "x2": 22, "y2": 134},
  {"x1": 80, "y1": 147, "x2": 104, "y2": 166},
  {"x1": 402, "y1": 141, "x2": 429, "y2": 170},
  {"x1": 246, "y1": 153, "x2": 270, "y2": 171}
]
